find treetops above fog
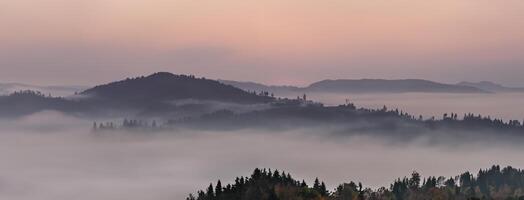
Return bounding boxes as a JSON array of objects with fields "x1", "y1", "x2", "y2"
[
  {"x1": 188, "y1": 165, "x2": 524, "y2": 200},
  {"x1": 91, "y1": 101, "x2": 524, "y2": 134}
]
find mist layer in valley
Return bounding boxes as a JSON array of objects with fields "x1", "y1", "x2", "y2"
[
  {"x1": 0, "y1": 112, "x2": 523, "y2": 200},
  {"x1": 275, "y1": 92, "x2": 524, "y2": 122}
]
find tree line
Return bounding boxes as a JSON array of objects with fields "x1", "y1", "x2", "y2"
[
  {"x1": 188, "y1": 165, "x2": 524, "y2": 200},
  {"x1": 93, "y1": 118, "x2": 159, "y2": 131}
]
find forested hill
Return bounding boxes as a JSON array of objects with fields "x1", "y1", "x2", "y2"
[
  {"x1": 81, "y1": 72, "x2": 275, "y2": 105},
  {"x1": 188, "y1": 165, "x2": 524, "y2": 200},
  {"x1": 0, "y1": 73, "x2": 276, "y2": 117},
  {"x1": 170, "y1": 103, "x2": 524, "y2": 135},
  {"x1": 0, "y1": 91, "x2": 81, "y2": 118}
]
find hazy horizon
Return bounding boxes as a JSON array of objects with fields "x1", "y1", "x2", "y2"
[
  {"x1": 2, "y1": 73, "x2": 524, "y2": 89},
  {"x1": 1, "y1": 0, "x2": 524, "y2": 86}
]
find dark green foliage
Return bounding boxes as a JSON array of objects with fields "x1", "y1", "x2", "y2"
[
  {"x1": 189, "y1": 166, "x2": 524, "y2": 200},
  {"x1": 189, "y1": 168, "x2": 328, "y2": 200}
]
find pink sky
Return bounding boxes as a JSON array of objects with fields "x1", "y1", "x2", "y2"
[{"x1": 1, "y1": 0, "x2": 523, "y2": 86}]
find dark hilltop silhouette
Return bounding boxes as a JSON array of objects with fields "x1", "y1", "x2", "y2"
[
  {"x1": 0, "y1": 72, "x2": 275, "y2": 117},
  {"x1": 81, "y1": 72, "x2": 274, "y2": 109}
]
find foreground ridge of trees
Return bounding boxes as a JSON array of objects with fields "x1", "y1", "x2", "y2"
[{"x1": 188, "y1": 165, "x2": 524, "y2": 200}]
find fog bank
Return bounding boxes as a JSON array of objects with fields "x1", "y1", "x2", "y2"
[{"x1": 0, "y1": 112, "x2": 523, "y2": 200}]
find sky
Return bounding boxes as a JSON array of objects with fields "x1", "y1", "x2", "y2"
[{"x1": 1, "y1": 0, "x2": 523, "y2": 87}]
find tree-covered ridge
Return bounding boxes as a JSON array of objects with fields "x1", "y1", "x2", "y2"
[
  {"x1": 91, "y1": 101, "x2": 524, "y2": 137},
  {"x1": 81, "y1": 72, "x2": 275, "y2": 105},
  {"x1": 0, "y1": 73, "x2": 278, "y2": 117},
  {"x1": 174, "y1": 103, "x2": 524, "y2": 134},
  {"x1": 189, "y1": 165, "x2": 524, "y2": 200},
  {"x1": 0, "y1": 90, "x2": 81, "y2": 117}
]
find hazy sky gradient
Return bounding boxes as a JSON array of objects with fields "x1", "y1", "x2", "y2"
[{"x1": 1, "y1": 0, "x2": 523, "y2": 86}]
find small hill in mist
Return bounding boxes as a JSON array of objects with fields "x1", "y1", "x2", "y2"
[
  {"x1": 0, "y1": 73, "x2": 275, "y2": 118},
  {"x1": 222, "y1": 79, "x2": 487, "y2": 94},
  {"x1": 458, "y1": 81, "x2": 524, "y2": 93},
  {"x1": 0, "y1": 83, "x2": 85, "y2": 97},
  {"x1": 81, "y1": 72, "x2": 274, "y2": 106},
  {"x1": 0, "y1": 91, "x2": 80, "y2": 117}
]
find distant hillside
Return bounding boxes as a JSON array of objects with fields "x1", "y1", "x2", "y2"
[
  {"x1": 306, "y1": 79, "x2": 487, "y2": 93},
  {"x1": 0, "y1": 91, "x2": 82, "y2": 118},
  {"x1": 458, "y1": 81, "x2": 524, "y2": 93},
  {"x1": 0, "y1": 73, "x2": 275, "y2": 118},
  {"x1": 222, "y1": 79, "x2": 488, "y2": 94},
  {"x1": 81, "y1": 72, "x2": 274, "y2": 106}
]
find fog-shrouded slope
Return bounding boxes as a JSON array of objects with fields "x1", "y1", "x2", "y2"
[
  {"x1": 458, "y1": 81, "x2": 524, "y2": 93},
  {"x1": 0, "y1": 91, "x2": 82, "y2": 118},
  {"x1": 0, "y1": 73, "x2": 275, "y2": 118},
  {"x1": 81, "y1": 72, "x2": 274, "y2": 105},
  {"x1": 307, "y1": 79, "x2": 487, "y2": 93}
]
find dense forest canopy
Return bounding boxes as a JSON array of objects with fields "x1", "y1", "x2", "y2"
[{"x1": 189, "y1": 165, "x2": 524, "y2": 200}]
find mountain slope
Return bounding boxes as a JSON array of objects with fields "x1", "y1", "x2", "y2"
[
  {"x1": 81, "y1": 72, "x2": 274, "y2": 105},
  {"x1": 0, "y1": 73, "x2": 276, "y2": 118}
]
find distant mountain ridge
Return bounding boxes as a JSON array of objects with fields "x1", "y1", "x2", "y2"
[
  {"x1": 457, "y1": 81, "x2": 524, "y2": 93},
  {"x1": 1, "y1": 72, "x2": 523, "y2": 119},
  {"x1": 220, "y1": 79, "x2": 488, "y2": 94},
  {"x1": 307, "y1": 79, "x2": 486, "y2": 93}
]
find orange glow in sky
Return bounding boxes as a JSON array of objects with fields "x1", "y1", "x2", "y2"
[{"x1": 1, "y1": 0, "x2": 523, "y2": 86}]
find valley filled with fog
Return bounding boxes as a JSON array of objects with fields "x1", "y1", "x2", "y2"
[
  {"x1": 294, "y1": 92, "x2": 524, "y2": 121},
  {"x1": 1, "y1": 94, "x2": 524, "y2": 200}
]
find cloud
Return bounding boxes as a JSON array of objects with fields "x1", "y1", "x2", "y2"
[{"x1": 0, "y1": 111, "x2": 523, "y2": 199}]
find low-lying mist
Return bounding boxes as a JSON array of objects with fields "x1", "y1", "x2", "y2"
[
  {"x1": 0, "y1": 112, "x2": 523, "y2": 200},
  {"x1": 282, "y1": 92, "x2": 524, "y2": 121}
]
